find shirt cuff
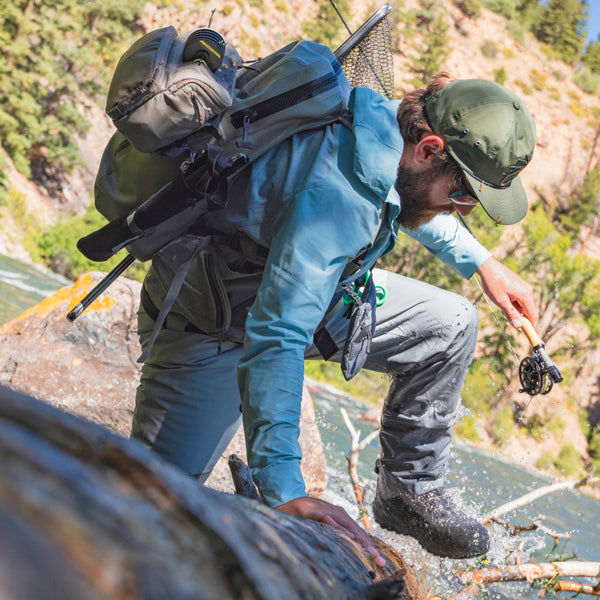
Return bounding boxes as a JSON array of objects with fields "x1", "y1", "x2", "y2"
[{"x1": 252, "y1": 460, "x2": 307, "y2": 507}]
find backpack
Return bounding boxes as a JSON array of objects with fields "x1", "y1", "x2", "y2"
[{"x1": 78, "y1": 28, "x2": 351, "y2": 264}]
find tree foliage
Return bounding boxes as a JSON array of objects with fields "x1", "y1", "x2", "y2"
[
  {"x1": 0, "y1": 0, "x2": 145, "y2": 183},
  {"x1": 533, "y1": 0, "x2": 588, "y2": 62},
  {"x1": 583, "y1": 36, "x2": 600, "y2": 74},
  {"x1": 409, "y1": 0, "x2": 450, "y2": 84},
  {"x1": 301, "y1": 0, "x2": 349, "y2": 47}
]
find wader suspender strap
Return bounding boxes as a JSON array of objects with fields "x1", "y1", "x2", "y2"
[{"x1": 137, "y1": 239, "x2": 210, "y2": 363}]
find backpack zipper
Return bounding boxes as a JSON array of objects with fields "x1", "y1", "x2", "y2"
[{"x1": 204, "y1": 252, "x2": 227, "y2": 352}]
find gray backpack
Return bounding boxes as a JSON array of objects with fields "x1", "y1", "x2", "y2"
[{"x1": 81, "y1": 29, "x2": 351, "y2": 264}]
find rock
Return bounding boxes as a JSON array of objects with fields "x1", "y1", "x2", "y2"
[
  {"x1": 0, "y1": 272, "x2": 327, "y2": 497},
  {"x1": 0, "y1": 271, "x2": 142, "y2": 433}
]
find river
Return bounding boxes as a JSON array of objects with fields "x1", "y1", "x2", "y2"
[{"x1": 1, "y1": 253, "x2": 599, "y2": 599}]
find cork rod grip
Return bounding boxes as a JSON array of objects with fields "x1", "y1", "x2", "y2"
[{"x1": 520, "y1": 316, "x2": 543, "y2": 347}]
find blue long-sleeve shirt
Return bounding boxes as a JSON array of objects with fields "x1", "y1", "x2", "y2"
[{"x1": 210, "y1": 87, "x2": 491, "y2": 506}]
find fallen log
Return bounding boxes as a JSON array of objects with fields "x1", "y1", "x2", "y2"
[{"x1": 0, "y1": 384, "x2": 423, "y2": 599}]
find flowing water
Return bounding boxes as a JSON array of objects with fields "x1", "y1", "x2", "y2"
[
  {"x1": 311, "y1": 380, "x2": 600, "y2": 599},
  {"x1": 0, "y1": 254, "x2": 70, "y2": 323},
  {"x1": 1, "y1": 253, "x2": 599, "y2": 598}
]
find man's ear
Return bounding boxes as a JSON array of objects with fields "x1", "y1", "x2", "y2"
[{"x1": 413, "y1": 135, "x2": 445, "y2": 166}]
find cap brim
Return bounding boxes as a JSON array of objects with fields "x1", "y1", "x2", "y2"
[
  {"x1": 446, "y1": 147, "x2": 528, "y2": 225},
  {"x1": 463, "y1": 170, "x2": 528, "y2": 225}
]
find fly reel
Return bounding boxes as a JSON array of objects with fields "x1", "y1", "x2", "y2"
[
  {"x1": 518, "y1": 318, "x2": 563, "y2": 397},
  {"x1": 519, "y1": 355, "x2": 553, "y2": 396}
]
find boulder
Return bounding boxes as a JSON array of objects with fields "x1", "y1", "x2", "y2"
[{"x1": 0, "y1": 272, "x2": 327, "y2": 496}]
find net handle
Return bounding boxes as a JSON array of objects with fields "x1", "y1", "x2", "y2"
[{"x1": 333, "y1": 3, "x2": 392, "y2": 62}]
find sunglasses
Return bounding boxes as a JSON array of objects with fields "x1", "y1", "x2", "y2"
[{"x1": 449, "y1": 179, "x2": 479, "y2": 207}]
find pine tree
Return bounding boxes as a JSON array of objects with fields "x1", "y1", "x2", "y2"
[
  {"x1": 0, "y1": 0, "x2": 145, "y2": 181},
  {"x1": 584, "y1": 36, "x2": 600, "y2": 73},
  {"x1": 533, "y1": 0, "x2": 588, "y2": 62}
]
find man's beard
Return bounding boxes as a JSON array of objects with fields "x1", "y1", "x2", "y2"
[{"x1": 395, "y1": 163, "x2": 448, "y2": 230}]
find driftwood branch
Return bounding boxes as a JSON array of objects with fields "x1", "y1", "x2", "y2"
[
  {"x1": 341, "y1": 407, "x2": 380, "y2": 530},
  {"x1": 0, "y1": 384, "x2": 423, "y2": 599},
  {"x1": 482, "y1": 474, "x2": 599, "y2": 524},
  {"x1": 457, "y1": 561, "x2": 600, "y2": 584},
  {"x1": 452, "y1": 561, "x2": 600, "y2": 599}
]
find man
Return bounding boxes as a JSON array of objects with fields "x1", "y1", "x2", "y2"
[{"x1": 131, "y1": 71, "x2": 537, "y2": 564}]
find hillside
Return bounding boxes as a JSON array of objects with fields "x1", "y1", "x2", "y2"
[{"x1": 1, "y1": 0, "x2": 600, "y2": 492}]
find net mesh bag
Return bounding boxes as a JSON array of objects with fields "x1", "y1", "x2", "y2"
[{"x1": 335, "y1": 6, "x2": 395, "y2": 100}]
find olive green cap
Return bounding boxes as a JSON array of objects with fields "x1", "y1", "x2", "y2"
[{"x1": 424, "y1": 79, "x2": 536, "y2": 225}]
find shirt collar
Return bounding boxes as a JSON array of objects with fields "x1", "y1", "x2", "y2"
[{"x1": 349, "y1": 88, "x2": 403, "y2": 200}]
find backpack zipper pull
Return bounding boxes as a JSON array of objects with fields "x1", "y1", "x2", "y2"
[{"x1": 236, "y1": 113, "x2": 255, "y2": 149}]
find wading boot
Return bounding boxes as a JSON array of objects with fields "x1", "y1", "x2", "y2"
[{"x1": 372, "y1": 473, "x2": 490, "y2": 559}]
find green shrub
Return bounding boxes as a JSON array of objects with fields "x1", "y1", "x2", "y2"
[
  {"x1": 568, "y1": 99, "x2": 589, "y2": 119},
  {"x1": 573, "y1": 69, "x2": 600, "y2": 95},
  {"x1": 454, "y1": 413, "x2": 481, "y2": 442},
  {"x1": 452, "y1": 0, "x2": 482, "y2": 19},
  {"x1": 304, "y1": 360, "x2": 390, "y2": 405},
  {"x1": 553, "y1": 443, "x2": 582, "y2": 476},
  {"x1": 31, "y1": 204, "x2": 147, "y2": 282},
  {"x1": 536, "y1": 450, "x2": 555, "y2": 471},
  {"x1": 529, "y1": 68, "x2": 547, "y2": 91},
  {"x1": 552, "y1": 69, "x2": 567, "y2": 81},
  {"x1": 481, "y1": 0, "x2": 516, "y2": 19},
  {"x1": 513, "y1": 79, "x2": 533, "y2": 95},
  {"x1": 548, "y1": 415, "x2": 566, "y2": 435},
  {"x1": 302, "y1": 0, "x2": 349, "y2": 46},
  {"x1": 548, "y1": 86, "x2": 561, "y2": 101},
  {"x1": 589, "y1": 426, "x2": 600, "y2": 473},
  {"x1": 494, "y1": 66, "x2": 507, "y2": 85},
  {"x1": 480, "y1": 40, "x2": 499, "y2": 58},
  {"x1": 462, "y1": 361, "x2": 493, "y2": 418},
  {"x1": 524, "y1": 413, "x2": 546, "y2": 441},
  {"x1": 502, "y1": 47, "x2": 517, "y2": 59},
  {"x1": 408, "y1": 2, "x2": 450, "y2": 83},
  {"x1": 490, "y1": 406, "x2": 514, "y2": 445},
  {"x1": 507, "y1": 18, "x2": 526, "y2": 43}
]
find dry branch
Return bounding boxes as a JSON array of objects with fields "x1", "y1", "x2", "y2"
[
  {"x1": 451, "y1": 561, "x2": 600, "y2": 599},
  {"x1": 341, "y1": 407, "x2": 380, "y2": 530},
  {"x1": 456, "y1": 561, "x2": 600, "y2": 585},
  {"x1": 482, "y1": 475, "x2": 599, "y2": 525}
]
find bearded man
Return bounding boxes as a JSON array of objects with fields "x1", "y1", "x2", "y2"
[{"x1": 132, "y1": 72, "x2": 537, "y2": 564}]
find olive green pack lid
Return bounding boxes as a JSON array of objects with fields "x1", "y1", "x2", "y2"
[{"x1": 424, "y1": 79, "x2": 536, "y2": 225}]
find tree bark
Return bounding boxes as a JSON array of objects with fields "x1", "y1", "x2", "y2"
[{"x1": 0, "y1": 384, "x2": 423, "y2": 600}]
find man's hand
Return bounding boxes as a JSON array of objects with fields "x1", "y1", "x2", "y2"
[
  {"x1": 275, "y1": 496, "x2": 386, "y2": 568},
  {"x1": 476, "y1": 256, "x2": 538, "y2": 328}
]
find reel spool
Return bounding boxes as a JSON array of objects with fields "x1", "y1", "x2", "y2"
[
  {"x1": 518, "y1": 355, "x2": 553, "y2": 396},
  {"x1": 183, "y1": 29, "x2": 226, "y2": 71},
  {"x1": 518, "y1": 317, "x2": 562, "y2": 397}
]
